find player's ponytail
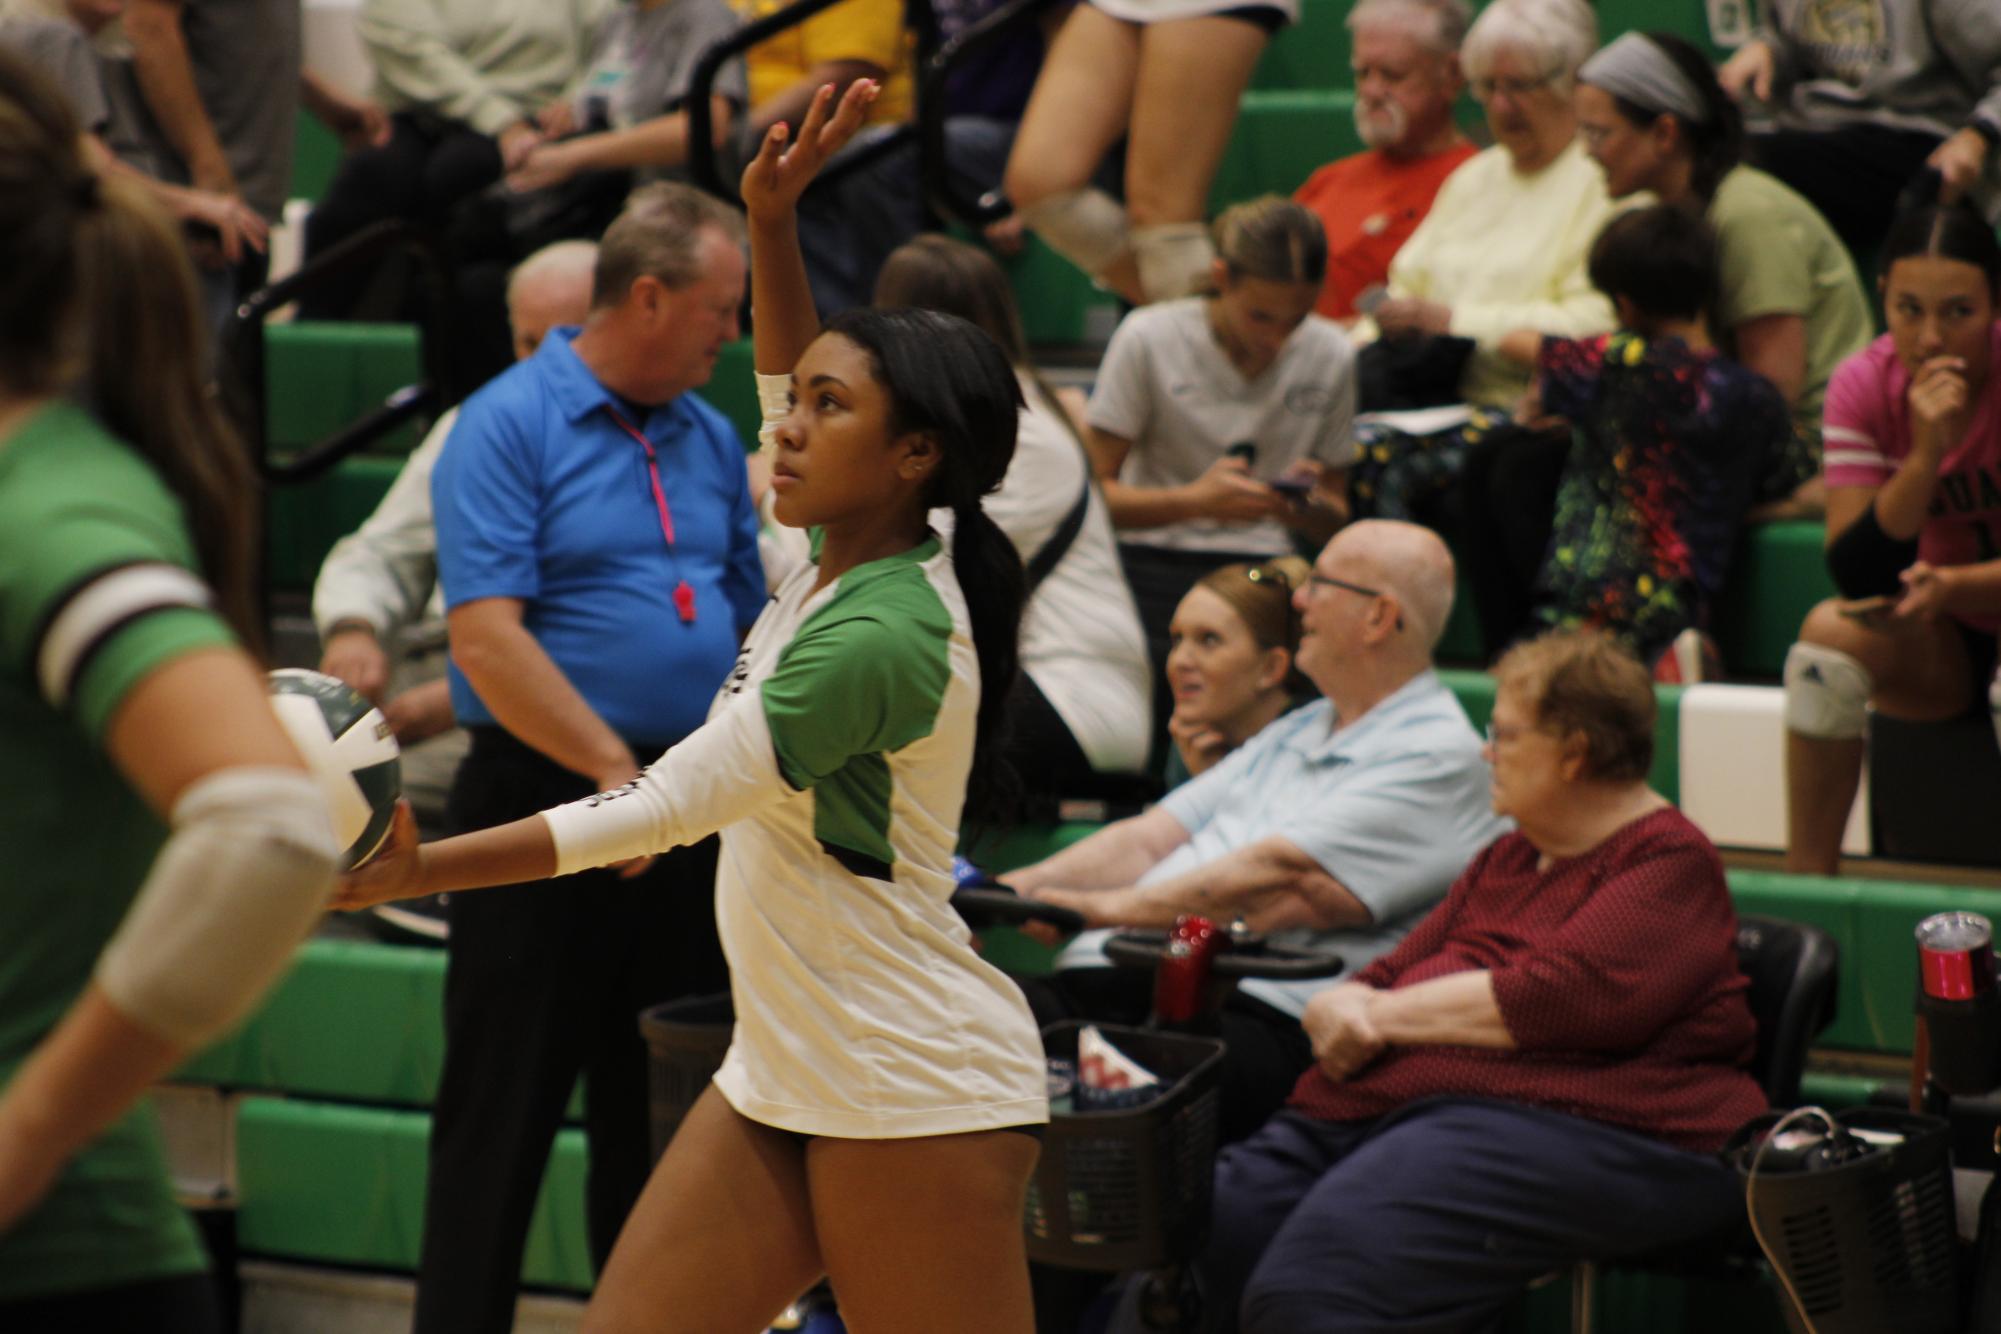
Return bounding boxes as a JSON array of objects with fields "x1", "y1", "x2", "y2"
[
  {"x1": 75, "y1": 165, "x2": 262, "y2": 651},
  {"x1": 824, "y1": 307, "x2": 1026, "y2": 827},
  {"x1": 0, "y1": 52, "x2": 260, "y2": 651}
]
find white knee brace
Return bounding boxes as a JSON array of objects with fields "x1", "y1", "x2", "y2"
[
  {"x1": 1015, "y1": 187, "x2": 1130, "y2": 281},
  {"x1": 1783, "y1": 642, "x2": 1873, "y2": 741},
  {"x1": 1132, "y1": 222, "x2": 1215, "y2": 302}
]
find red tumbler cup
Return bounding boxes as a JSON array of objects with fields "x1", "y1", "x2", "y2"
[
  {"x1": 1153, "y1": 915, "x2": 1223, "y2": 1025},
  {"x1": 1916, "y1": 912, "x2": 1995, "y2": 1001}
]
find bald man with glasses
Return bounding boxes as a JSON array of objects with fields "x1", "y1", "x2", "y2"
[{"x1": 1005, "y1": 519, "x2": 1506, "y2": 1144}]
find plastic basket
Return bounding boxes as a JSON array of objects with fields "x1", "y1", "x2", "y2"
[
  {"x1": 637, "y1": 991, "x2": 734, "y2": 1163},
  {"x1": 1733, "y1": 1108, "x2": 1957, "y2": 1334},
  {"x1": 1026, "y1": 1021, "x2": 1225, "y2": 1272}
]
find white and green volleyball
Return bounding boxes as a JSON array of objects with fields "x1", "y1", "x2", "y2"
[{"x1": 267, "y1": 668, "x2": 402, "y2": 869}]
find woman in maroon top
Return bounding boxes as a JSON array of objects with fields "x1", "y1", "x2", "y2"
[{"x1": 1112, "y1": 630, "x2": 1764, "y2": 1334}]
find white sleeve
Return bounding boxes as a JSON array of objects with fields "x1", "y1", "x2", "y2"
[
  {"x1": 311, "y1": 415, "x2": 450, "y2": 638},
  {"x1": 541, "y1": 694, "x2": 794, "y2": 874},
  {"x1": 757, "y1": 372, "x2": 790, "y2": 451}
]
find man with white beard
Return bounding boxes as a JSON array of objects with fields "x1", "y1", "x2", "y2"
[{"x1": 1292, "y1": 0, "x2": 1477, "y2": 322}]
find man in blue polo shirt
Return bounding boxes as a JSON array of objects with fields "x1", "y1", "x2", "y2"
[
  {"x1": 423, "y1": 182, "x2": 764, "y2": 1334},
  {"x1": 1006, "y1": 520, "x2": 1507, "y2": 1144}
]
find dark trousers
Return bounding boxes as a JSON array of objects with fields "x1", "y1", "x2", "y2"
[
  {"x1": 1441, "y1": 426, "x2": 1571, "y2": 662},
  {"x1": 1114, "y1": 1100, "x2": 1741, "y2": 1334},
  {"x1": 414, "y1": 726, "x2": 728, "y2": 1334},
  {"x1": 299, "y1": 111, "x2": 502, "y2": 321},
  {"x1": 1747, "y1": 122, "x2": 1944, "y2": 265},
  {"x1": 1005, "y1": 670, "x2": 1150, "y2": 820},
  {"x1": 0, "y1": 1273, "x2": 220, "y2": 1334},
  {"x1": 1118, "y1": 544, "x2": 1271, "y2": 771}
]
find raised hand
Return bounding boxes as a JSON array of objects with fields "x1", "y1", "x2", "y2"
[
  {"x1": 739, "y1": 80, "x2": 877, "y2": 226},
  {"x1": 1908, "y1": 356, "x2": 1970, "y2": 460},
  {"x1": 1717, "y1": 39, "x2": 1774, "y2": 102}
]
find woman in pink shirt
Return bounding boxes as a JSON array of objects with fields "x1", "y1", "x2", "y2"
[{"x1": 1783, "y1": 204, "x2": 2001, "y2": 874}]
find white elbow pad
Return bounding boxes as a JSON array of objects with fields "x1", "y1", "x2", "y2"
[
  {"x1": 757, "y1": 371, "x2": 791, "y2": 451},
  {"x1": 95, "y1": 767, "x2": 340, "y2": 1048}
]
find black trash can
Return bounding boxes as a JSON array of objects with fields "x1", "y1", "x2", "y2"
[
  {"x1": 637, "y1": 991, "x2": 734, "y2": 1163},
  {"x1": 1731, "y1": 1107, "x2": 1958, "y2": 1334}
]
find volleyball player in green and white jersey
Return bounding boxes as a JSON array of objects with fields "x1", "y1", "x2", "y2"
[
  {"x1": 338, "y1": 81, "x2": 1048, "y2": 1332},
  {"x1": 0, "y1": 56, "x2": 339, "y2": 1329}
]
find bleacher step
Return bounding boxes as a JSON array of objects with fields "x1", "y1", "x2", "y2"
[{"x1": 239, "y1": 1260, "x2": 583, "y2": 1334}]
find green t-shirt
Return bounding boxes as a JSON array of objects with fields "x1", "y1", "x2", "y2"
[
  {"x1": 0, "y1": 401, "x2": 234, "y2": 1300},
  {"x1": 1710, "y1": 165, "x2": 1874, "y2": 450}
]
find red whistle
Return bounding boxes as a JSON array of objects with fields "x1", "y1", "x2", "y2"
[{"x1": 673, "y1": 580, "x2": 696, "y2": 624}]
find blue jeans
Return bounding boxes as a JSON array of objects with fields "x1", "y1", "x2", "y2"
[
  {"x1": 1109, "y1": 1099, "x2": 1742, "y2": 1334},
  {"x1": 796, "y1": 115, "x2": 1018, "y2": 317}
]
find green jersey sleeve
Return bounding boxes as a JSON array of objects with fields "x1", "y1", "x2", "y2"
[
  {"x1": 0, "y1": 405, "x2": 235, "y2": 742},
  {"x1": 760, "y1": 585, "x2": 954, "y2": 790}
]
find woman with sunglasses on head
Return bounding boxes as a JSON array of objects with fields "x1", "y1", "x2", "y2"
[
  {"x1": 0, "y1": 54, "x2": 339, "y2": 1329},
  {"x1": 337, "y1": 81, "x2": 1047, "y2": 1333},
  {"x1": 1163, "y1": 557, "x2": 1310, "y2": 786}
]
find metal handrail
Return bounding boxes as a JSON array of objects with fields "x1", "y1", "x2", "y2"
[
  {"x1": 220, "y1": 219, "x2": 455, "y2": 482},
  {"x1": 913, "y1": 0, "x2": 1067, "y2": 225},
  {"x1": 685, "y1": 0, "x2": 950, "y2": 204}
]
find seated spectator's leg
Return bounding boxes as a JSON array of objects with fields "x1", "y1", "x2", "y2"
[
  {"x1": 1784, "y1": 600, "x2": 1973, "y2": 874},
  {"x1": 581, "y1": 835, "x2": 728, "y2": 1268},
  {"x1": 299, "y1": 113, "x2": 433, "y2": 318},
  {"x1": 799, "y1": 130, "x2": 924, "y2": 317},
  {"x1": 1004, "y1": 6, "x2": 1141, "y2": 299},
  {"x1": 1446, "y1": 424, "x2": 1571, "y2": 660},
  {"x1": 1104, "y1": 1110, "x2": 1365, "y2": 1334},
  {"x1": 1002, "y1": 672, "x2": 1101, "y2": 816},
  {"x1": 945, "y1": 115, "x2": 1020, "y2": 199},
  {"x1": 448, "y1": 255, "x2": 515, "y2": 399},
  {"x1": 418, "y1": 122, "x2": 506, "y2": 229},
  {"x1": 1349, "y1": 413, "x2": 1498, "y2": 525},
  {"x1": 1239, "y1": 1101, "x2": 1741, "y2": 1334},
  {"x1": 1746, "y1": 124, "x2": 1945, "y2": 264},
  {"x1": 1123, "y1": 15, "x2": 1268, "y2": 302},
  {"x1": 1215, "y1": 996, "x2": 1313, "y2": 1146}
]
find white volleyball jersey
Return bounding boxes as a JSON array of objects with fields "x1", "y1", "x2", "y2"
[{"x1": 543, "y1": 537, "x2": 1048, "y2": 1137}]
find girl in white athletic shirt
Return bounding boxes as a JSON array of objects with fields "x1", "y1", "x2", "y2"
[
  {"x1": 338, "y1": 82, "x2": 1048, "y2": 1333},
  {"x1": 1086, "y1": 195, "x2": 1357, "y2": 744}
]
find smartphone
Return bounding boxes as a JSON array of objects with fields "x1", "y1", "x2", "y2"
[
  {"x1": 1836, "y1": 595, "x2": 1895, "y2": 623},
  {"x1": 1225, "y1": 441, "x2": 1258, "y2": 466},
  {"x1": 1269, "y1": 476, "x2": 1315, "y2": 502}
]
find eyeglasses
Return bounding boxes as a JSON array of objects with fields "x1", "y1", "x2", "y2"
[
  {"x1": 1484, "y1": 721, "x2": 1542, "y2": 748},
  {"x1": 1244, "y1": 563, "x2": 1297, "y2": 590},
  {"x1": 1469, "y1": 72, "x2": 1557, "y2": 101},
  {"x1": 1307, "y1": 573, "x2": 1405, "y2": 632}
]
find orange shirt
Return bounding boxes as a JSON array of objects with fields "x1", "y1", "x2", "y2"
[{"x1": 1293, "y1": 141, "x2": 1478, "y2": 322}]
